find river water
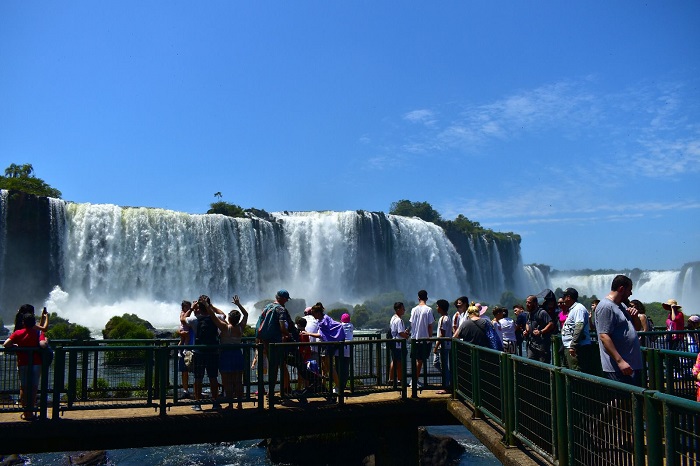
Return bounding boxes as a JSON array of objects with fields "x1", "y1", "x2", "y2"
[{"x1": 18, "y1": 425, "x2": 500, "y2": 465}]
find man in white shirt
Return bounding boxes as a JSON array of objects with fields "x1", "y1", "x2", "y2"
[
  {"x1": 561, "y1": 287, "x2": 595, "y2": 373},
  {"x1": 409, "y1": 289, "x2": 434, "y2": 387}
]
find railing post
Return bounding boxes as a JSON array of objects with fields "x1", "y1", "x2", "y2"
[
  {"x1": 552, "y1": 335, "x2": 562, "y2": 367},
  {"x1": 471, "y1": 345, "x2": 480, "y2": 417},
  {"x1": 67, "y1": 349, "x2": 77, "y2": 406},
  {"x1": 553, "y1": 367, "x2": 567, "y2": 466},
  {"x1": 39, "y1": 348, "x2": 51, "y2": 420},
  {"x1": 157, "y1": 346, "x2": 168, "y2": 416},
  {"x1": 52, "y1": 347, "x2": 65, "y2": 419},
  {"x1": 401, "y1": 340, "x2": 408, "y2": 400},
  {"x1": 257, "y1": 343, "x2": 265, "y2": 411},
  {"x1": 410, "y1": 338, "x2": 417, "y2": 398},
  {"x1": 501, "y1": 353, "x2": 516, "y2": 446},
  {"x1": 644, "y1": 392, "x2": 664, "y2": 466}
]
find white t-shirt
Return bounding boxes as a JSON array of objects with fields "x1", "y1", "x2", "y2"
[
  {"x1": 390, "y1": 314, "x2": 407, "y2": 349},
  {"x1": 409, "y1": 304, "x2": 435, "y2": 339},
  {"x1": 498, "y1": 317, "x2": 517, "y2": 342},
  {"x1": 437, "y1": 314, "x2": 452, "y2": 350},
  {"x1": 561, "y1": 302, "x2": 591, "y2": 348}
]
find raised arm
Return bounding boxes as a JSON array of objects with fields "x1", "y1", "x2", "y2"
[
  {"x1": 232, "y1": 295, "x2": 249, "y2": 327},
  {"x1": 203, "y1": 302, "x2": 229, "y2": 332},
  {"x1": 35, "y1": 308, "x2": 49, "y2": 332}
]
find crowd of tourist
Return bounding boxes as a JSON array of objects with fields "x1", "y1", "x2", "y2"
[{"x1": 4, "y1": 275, "x2": 700, "y2": 420}]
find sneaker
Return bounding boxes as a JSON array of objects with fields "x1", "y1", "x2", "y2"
[
  {"x1": 332, "y1": 388, "x2": 338, "y2": 394},
  {"x1": 212, "y1": 402, "x2": 222, "y2": 411},
  {"x1": 181, "y1": 390, "x2": 191, "y2": 399},
  {"x1": 191, "y1": 404, "x2": 202, "y2": 411}
]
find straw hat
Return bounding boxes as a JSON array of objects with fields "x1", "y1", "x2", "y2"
[{"x1": 662, "y1": 299, "x2": 682, "y2": 311}]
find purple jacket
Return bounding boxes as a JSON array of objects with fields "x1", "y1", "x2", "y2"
[{"x1": 317, "y1": 315, "x2": 345, "y2": 342}]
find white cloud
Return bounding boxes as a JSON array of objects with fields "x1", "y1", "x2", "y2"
[{"x1": 403, "y1": 109, "x2": 437, "y2": 126}]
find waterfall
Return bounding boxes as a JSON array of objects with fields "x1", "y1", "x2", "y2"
[{"x1": 522, "y1": 264, "x2": 700, "y2": 312}]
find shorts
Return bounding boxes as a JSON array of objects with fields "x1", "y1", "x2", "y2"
[
  {"x1": 391, "y1": 348, "x2": 403, "y2": 361},
  {"x1": 411, "y1": 341, "x2": 432, "y2": 361},
  {"x1": 193, "y1": 351, "x2": 219, "y2": 381},
  {"x1": 18, "y1": 365, "x2": 41, "y2": 391},
  {"x1": 219, "y1": 349, "x2": 244, "y2": 373}
]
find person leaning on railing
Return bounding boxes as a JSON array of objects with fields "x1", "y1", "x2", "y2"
[{"x1": 3, "y1": 312, "x2": 48, "y2": 421}]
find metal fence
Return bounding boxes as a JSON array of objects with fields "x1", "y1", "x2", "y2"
[
  {"x1": 1, "y1": 334, "x2": 452, "y2": 416},
  {"x1": 452, "y1": 338, "x2": 700, "y2": 466}
]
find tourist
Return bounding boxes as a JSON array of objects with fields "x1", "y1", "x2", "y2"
[
  {"x1": 295, "y1": 316, "x2": 312, "y2": 389},
  {"x1": 513, "y1": 304, "x2": 528, "y2": 356},
  {"x1": 303, "y1": 306, "x2": 320, "y2": 364},
  {"x1": 433, "y1": 299, "x2": 452, "y2": 394},
  {"x1": 560, "y1": 288, "x2": 595, "y2": 374},
  {"x1": 589, "y1": 299, "x2": 600, "y2": 331},
  {"x1": 454, "y1": 302, "x2": 494, "y2": 348},
  {"x1": 177, "y1": 300, "x2": 193, "y2": 399},
  {"x1": 388, "y1": 302, "x2": 410, "y2": 385},
  {"x1": 4, "y1": 312, "x2": 48, "y2": 420},
  {"x1": 453, "y1": 296, "x2": 468, "y2": 331},
  {"x1": 409, "y1": 290, "x2": 434, "y2": 388},
  {"x1": 302, "y1": 303, "x2": 345, "y2": 393},
  {"x1": 13, "y1": 304, "x2": 49, "y2": 332},
  {"x1": 255, "y1": 290, "x2": 295, "y2": 402},
  {"x1": 686, "y1": 315, "x2": 699, "y2": 353},
  {"x1": 596, "y1": 275, "x2": 643, "y2": 386},
  {"x1": 204, "y1": 295, "x2": 248, "y2": 410},
  {"x1": 692, "y1": 349, "x2": 700, "y2": 402},
  {"x1": 184, "y1": 296, "x2": 222, "y2": 411},
  {"x1": 493, "y1": 306, "x2": 517, "y2": 354},
  {"x1": 664, "y1": 299, "x2": 685, "y2": 351},
  {"x1": 340, "y1": 313, "x2": 354, "y2": 389},
  {"x1": 557, "y1": 298, "x2": 568, "y2": 329},
  {"x1": 525, "y1": 293, "x2": 555, "y2": 363},
  {"x1": 628, "y1": 300, "x2": 655, "y2": 347}
]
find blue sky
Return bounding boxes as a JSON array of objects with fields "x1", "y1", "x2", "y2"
[{"x1": 1, "y1": 1, "x2": 699, "y2": 271}]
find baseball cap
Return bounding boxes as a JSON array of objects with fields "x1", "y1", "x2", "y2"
[{"x1": 276, "y1": 289, "x2": 291, "y2": 299}]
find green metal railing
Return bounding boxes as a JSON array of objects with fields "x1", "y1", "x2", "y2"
[
  {"x1": 452, "y1": 338, "x2": 700, "y2": 466},
  {"x1": 1, "y1": 334, "x2": 453, "y2": 416},
  {"x1": 2, "y1": 332, "x2": 698, "y2": 466}
]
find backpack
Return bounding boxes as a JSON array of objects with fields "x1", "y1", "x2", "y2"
[
  {"x1": 256, "y1": 303, "x2": 283, "y2": 341},
  {"x1": 195, "y1": 315, "x2": 219, "y2": 346},
  {"x1": 475, "y1": 318, "x2": 504, "y2": 351}
]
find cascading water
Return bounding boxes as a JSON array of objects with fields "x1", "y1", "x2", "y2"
[
  {"x1": 3, "y1": 191, "x2": 694, "y2": 332},
  {"x1": 523, "y1": 264, "x2": 700, "y2": 313}
]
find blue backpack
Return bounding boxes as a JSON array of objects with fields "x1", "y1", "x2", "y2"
[{"x1": 256, "y1": 303, "x2": 283, "y2": 341}]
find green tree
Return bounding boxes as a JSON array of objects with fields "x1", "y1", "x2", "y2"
[
  {"x1": 389, "y1": 200, "x2": 442, "y2": 223},
  {"x1": 328, "y1": 308, "x2": 348, "y2": 321},
  {"x1": 351, "y1": 306, "x2": 370, "y2": 328},
  {"x1": 0, "y1": 163, "x2": 62, "y2": 198},
  {"x1": 207, "y1": 201, "x2": 246, "y2": 218}
]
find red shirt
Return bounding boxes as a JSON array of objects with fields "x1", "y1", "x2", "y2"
[{"x1": 7, "y1": 328, "x2": 46, "y2": 366}]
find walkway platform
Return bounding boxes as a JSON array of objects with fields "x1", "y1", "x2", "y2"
[{"x1": 0, "y1": 390, "x2": 548, "y2": 466}]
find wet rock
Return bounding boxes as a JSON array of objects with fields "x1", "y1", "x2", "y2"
[
  {"x1": 418, "y1": 427, "x2": 465, "y2": 466},
  {"x1": 68, "y1": 450, "x2": 107, "y2": 465},
  {"x1": 0, "y1": 454, "x2": 24, "y2": 466}
]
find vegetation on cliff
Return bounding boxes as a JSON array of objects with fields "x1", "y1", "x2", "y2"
[
  {"x1": 0, "y1": 163, "x2": 62, "y2": 198},
  {"x1": 389, "y1": 199, "x2": 519, "y2": 242}
]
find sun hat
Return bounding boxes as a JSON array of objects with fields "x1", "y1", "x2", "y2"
[
  {"x1": 688, "y1": 315, "x2": 700, "y2": 323},
  {"x1": 662, "y1": 299, "x2": 682, "y2": 311},
  {"x1": 341, "y1": 313, "x2": 351, "y2": 323},
  {"x1": 476, "y1": 303, "x2": 489, "y2": 316}
]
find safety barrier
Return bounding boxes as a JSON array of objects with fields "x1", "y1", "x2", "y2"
[{"x1": 452, "y1": 339, "x2": 700, "y2": 466}]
